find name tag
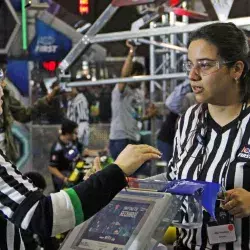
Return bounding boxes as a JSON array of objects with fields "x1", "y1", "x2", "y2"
[{"x1": 207, "y1": 224, "x2": 236, "y2": 245}]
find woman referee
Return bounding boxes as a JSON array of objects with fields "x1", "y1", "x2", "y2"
[{"x1": 167, "y1": 23, "x2": 250, "y2": 249}]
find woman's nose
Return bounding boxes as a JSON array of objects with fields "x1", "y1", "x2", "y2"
[{"x1": 188, "y1": 66, "x2": 202, "y2": 81}]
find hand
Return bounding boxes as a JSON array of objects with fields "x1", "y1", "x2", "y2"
[
  {"x1": 47, "y1": 86, "x2": 60, "y2": 103},
  {"x1": 146, "y1": 103, "x2": 158, "y2": 118},
  {"x1": 51, "y1": 85, "x2": 60, "y2": 95},
  {"x1": 83, "y1": 157, "x2": 102, "y2": 181},
  {"x1": 63, "y1": 177, "x2": 68, "y2": 184},
  {"x1": 126, "y1": 40, "x2": 136, "y2": 54},
  {"x1": 221, "y1": 188, "x2": 250, "y2": 218},
  {"x1": 114, "y1": 144, "x2": 162, "y2": 176}
]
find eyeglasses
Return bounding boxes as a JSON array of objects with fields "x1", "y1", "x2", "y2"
[{"x1": 183, "y1": 60, "x2": 234, "y2": 76}]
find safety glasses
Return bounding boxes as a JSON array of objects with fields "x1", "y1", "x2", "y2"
[{"x1": 183, "y1": 59, "x2": 234, "y2": 76}]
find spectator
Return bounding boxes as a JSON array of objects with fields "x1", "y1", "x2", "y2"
[
  {"x1": 109, "y1": 41, "x2": 157, "y2": 160},
  {"x1": 0, "y1": 54, "x2": 59, "y2": 162}
]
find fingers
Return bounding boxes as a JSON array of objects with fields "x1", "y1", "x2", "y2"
[
  {"x1": 219, "y1": 188, "x2": 250, "y2": 219},
  {"x1": 93, "y1": 157, "x2": 101, "y2": 172},
  {"x1": 83, "y1": 173, "x2": 91, "y2": 181},
  {"x1": 228, "y1": 206, "x2": 242, "y2": 215},
  {"x1": 222, "y1": 189, "x2": 248, "y2": 217},
  {"x1": 126, "y1": 40, "x2": 136, "y2": 50},
  {"x1": 133, "y1": 144, "x2": 162, "y2": 157},
  {"x1": 126, "y1": 40, "x2": 133, "y2": 48},
  {"x1": 222, "y1": 200, "x2": 237, "y2": 211},
  {"x1": 142, "y1": 153, "x2": 163, "y2": 162},
  {"x1": 114, "y1": 144, "x2": 162, "y2": 176},
  {"x1": 84, "y1": 157, "x2": 102, "y2": 181}
]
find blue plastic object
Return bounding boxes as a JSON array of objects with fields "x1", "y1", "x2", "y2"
[
  {"x1": 162, "y1": 179, "x2": 220, "y2": 219},
  {"x1": 64, "y1": 147, "x2": 79, "y2": 161}
]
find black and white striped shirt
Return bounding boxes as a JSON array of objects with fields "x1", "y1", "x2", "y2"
[
  {"x1": 167, "y1": 104, "x2": 250, "y2": 250},
  {"x1": 67, "y1": 93, "x2": 89, "y2": 124}
]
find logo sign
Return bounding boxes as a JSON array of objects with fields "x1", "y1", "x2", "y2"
[
  {"x1": 29, "y1": 20, "x2": 72, "y2": 61},
  {"x1": 35, "y1": 36, "x2": 58, "y2": 53},
  {"x1": 237, "y1": 146, "x2": 250, "y2": 160},
  {"x1": 211, "y1": 0, "x2": 234, "y2": 21}
]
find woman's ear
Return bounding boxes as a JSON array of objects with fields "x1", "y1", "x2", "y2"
[{"x1": 231, "y1": 61, "x2": 245, "y2": 80}]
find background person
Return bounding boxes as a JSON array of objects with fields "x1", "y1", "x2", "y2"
[
  {"x1": 0, "y1": 54, "x2": 59, "y2": 162},
  {"x1": 48, "y1": 119, "x2": 81, "y2": 191},
  {"x1": 66, "y1": 86, "x2": 90, "y2": 147},
  {"x1": 157, "y1": 79, "x2": 195, "y2": 163},
  {"x1": 109, "y1": 40, "x2": 157, "y2": 161}
]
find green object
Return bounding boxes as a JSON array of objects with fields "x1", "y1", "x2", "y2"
[
  {"x1": 64, "y1": 188, "x2": 84, "y2": 225},
  {"x1": 21, "y1": 0, "x2": 28, "y2": 50},
  {"x1": 101, "y1": 156, "x2": 114, "y2": 169}
]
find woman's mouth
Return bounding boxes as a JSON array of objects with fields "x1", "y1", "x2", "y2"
[{"x1": 192, "y1": 86, "x2": 204, "y2": 94}]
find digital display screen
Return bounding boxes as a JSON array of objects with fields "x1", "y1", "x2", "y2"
[{"x1": 72, "y1": 199, "x2": 151, "y2": 250}]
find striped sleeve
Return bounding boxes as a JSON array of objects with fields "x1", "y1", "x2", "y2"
[{"x1": 0, "y1": 151, "x2": 127, "y2": 237}]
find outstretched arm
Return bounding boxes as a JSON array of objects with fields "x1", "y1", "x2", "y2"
[
  {"x1": 118, "y1": 41, "x2": 136, "y2": 93},
  {"x1": 0, "y1": 145, "x2": 161, "y2": 238}
]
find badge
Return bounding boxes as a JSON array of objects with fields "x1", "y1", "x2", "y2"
[
  {"x1": 207, "y1": 206, "x2": 236, "y2": 245},
  {"x1": 237, "y1": 145, "x2": 250, "y2": 161},
  {"x1": 207, "y1": 224, "x2": 236, "y2": 245}
]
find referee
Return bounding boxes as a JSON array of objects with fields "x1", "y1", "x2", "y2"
[{"x1": 159, "y1": 23, "x2": 250, "y2": 249}]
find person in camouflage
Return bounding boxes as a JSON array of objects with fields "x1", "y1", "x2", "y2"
[{"x1": 0, "y1": 54, "x2": 59, "y2": 162}]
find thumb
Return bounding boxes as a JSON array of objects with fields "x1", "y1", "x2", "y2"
[{"x1": 93, "y1": 157, "x2": 101, "y2": 172}]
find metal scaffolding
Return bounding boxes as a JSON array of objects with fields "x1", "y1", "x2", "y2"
[
  {"x1": 89, "y1": 16, "x2": 250, "y2": 43},
  {"x1": 67, "y1": 73, "x2": 187, "y2": 87},
  {"x1": 58, "y1": 0, "x2": 250, "y2": 149},
  {"x1": 59, "y1": 6, "x2": 250, "y2": 84}
]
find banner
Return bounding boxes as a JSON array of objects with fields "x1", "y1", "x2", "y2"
[
  {"x1": 29, "y1": 19, "x2": 72, "y2": 61},
  {"x1": 7, "y1": 60, "x2": 29, "y2": 96}
]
